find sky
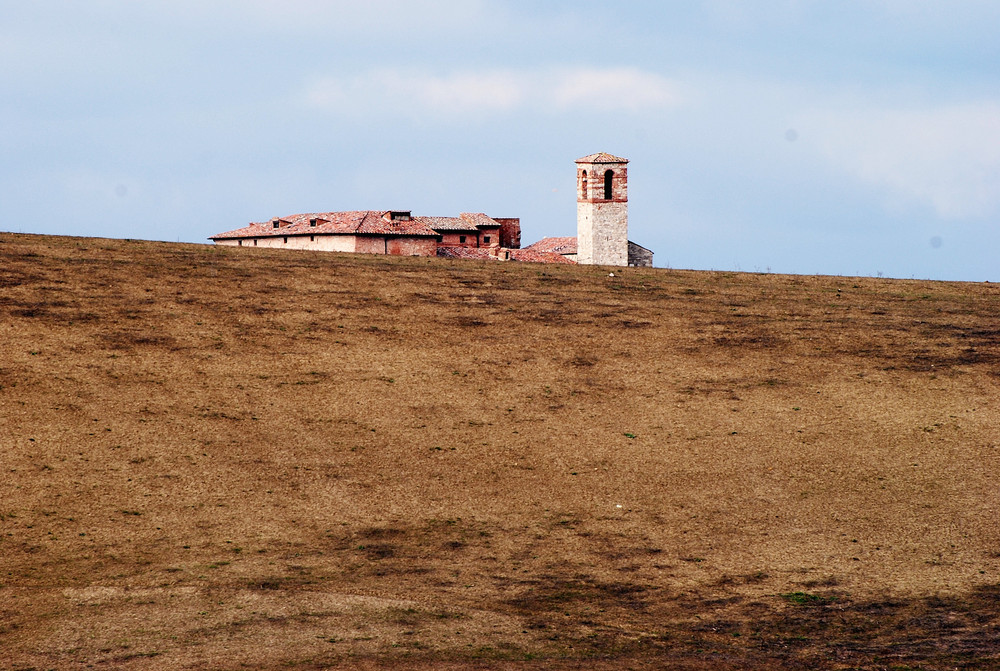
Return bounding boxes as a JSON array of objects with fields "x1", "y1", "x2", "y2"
[{"x1": 3, "y1": 1, "x2": 998, "y2": 281}]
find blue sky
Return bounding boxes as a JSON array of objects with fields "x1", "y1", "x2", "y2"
[{"x1": 3, "y1": 1, "x2": 998, "y2": 280}]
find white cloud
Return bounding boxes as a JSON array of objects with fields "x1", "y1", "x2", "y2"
[
  {"x1": 800, "y1": 102, "x2": 1000, "y2": 219},
  {"x1": 303, "y1": 66, "x2": 685, "y2": 119},
  {"x1": 549, "y1": 68, "x2": 684, "y2": 111},
  {"x1": 303, "y1": 69, "x2": 523, "y2": 116}
]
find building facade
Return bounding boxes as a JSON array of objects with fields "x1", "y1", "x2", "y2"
[
  {"x1": 210, "y1": 211, "x2": 519, "y2": 257},
  {"x1": 576, "y1": 152, "x2": 629, "y2": 266}
]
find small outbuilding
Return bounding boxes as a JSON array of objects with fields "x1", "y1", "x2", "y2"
[{"x1": 524, "y1": 237, "x2": 653, "y2": 267}]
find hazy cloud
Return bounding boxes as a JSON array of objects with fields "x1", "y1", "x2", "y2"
[
  {"x1": 549, "y1": 68, "x2": 684, "y2": 111},
  {"x1": 802, "y1": 102, "x2": 1000, "y2": 219},
  {"x1": 303, "y1": 67, "x2": 685, "y2": 118}
]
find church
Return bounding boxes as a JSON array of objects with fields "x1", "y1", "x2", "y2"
[
  {"x1": 209, "y1": 153, "x2": 652, "y2": 267},
  {"x1": 525, "y1": 152, "x2": 653, "y2": 267}
]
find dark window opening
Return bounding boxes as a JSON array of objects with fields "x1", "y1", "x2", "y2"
[
  {"x1": 310, "y1": 235, "x2": 315, "y2": 242},
  {"x1": 310, "y1": 218, "x2": 317, "y2": 227},
  {"x1": 459, "y1": 235, "x2": 467, "y2": 244},
  {"x1": 483, "y1": 236, "x2": 491, "y2": 244},
  {"x1": 253, "y1": 239, "x2": 258, "y2": 246},
  {"x1": 604, "y1": 170, "x2": 613, "y2": 200},
  {"x1": 283, "y1": 237, "x2": 288, "y2": 244},
  {"x1": 581, "y1": 170, "x2": 588, "y2": 199},
  {"x1": 273, "y1": 220, "x2": 280, "y2": 229},
  {"x1": 238, "y1": 240, "x2": 242, "y2": 247}
]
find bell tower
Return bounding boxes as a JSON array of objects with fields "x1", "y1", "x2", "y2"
[{"x1": 576, "y1": 152, "x2": 628, "y2": 266}]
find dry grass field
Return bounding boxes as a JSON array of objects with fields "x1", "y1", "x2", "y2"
[{"x1": 2, "y1": 232, "x2": 999, "y2": 670}]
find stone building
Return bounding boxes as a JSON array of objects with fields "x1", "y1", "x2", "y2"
[
  {"x1": 576, "y1": 152, "x2": 629, "y2": 266},
  {"x1": 210, "y1": 211, "x2": 519, "y2": 257},
  {"x1": 522, "y1": 236, "x2": 579, "y2": 262},
  {"x1": 522, "y1": 153, "x2": 653, "y2": 267},
  {"x1": 523, "y1": 237, "x2": 653, "y2": 267},
  {"x1": 210, "y1": 153, "x2": 652, "y2": 266}
]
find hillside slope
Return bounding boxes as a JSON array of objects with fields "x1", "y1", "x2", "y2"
[{"x1": 2, "y1": 233, "x2": 999, "y2": 669}]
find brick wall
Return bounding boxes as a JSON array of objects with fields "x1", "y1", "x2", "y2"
[
  {"x1": 494, "y1": 218, "x2": 521, "y2": 249},
  {"x1": 386, "y1": 237, "x2": 438, "y2": 256},
  {"x1": 438, "y1": 232, "x2": 479, "y2": 248}
]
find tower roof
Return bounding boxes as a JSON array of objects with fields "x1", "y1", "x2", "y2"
[{"x1": 575, "y1": 152, "x2": 629, "y2": 164}]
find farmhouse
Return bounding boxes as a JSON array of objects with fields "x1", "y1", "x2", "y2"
[
  {"x1": 210, "y1": 210, "x2": 520, "y2": 257},
  {"x1": 210, "y1": 153, "x2": 653, "y2": 266}
]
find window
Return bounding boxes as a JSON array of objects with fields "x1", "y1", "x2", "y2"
[
  {"x1": 483, "y1": 236, "x2": 491, "y2": 244},
  {"x1": 238, "y1": 240, "x2": 242, "y2": 246},
  {"x1": 580, "y1": 170, "x2": 588, "y2": 199},
  {"x1": 310, "y1": 218, "x2": 317, "y2": 227},
  {"x1": 273, "y1": 220, "x2": 280, "y2": 229},
  {"x1": 310, "y1": 235, "x2": 315, "y2": 242},
  {"x1": 283, "y1": 237, "x2": 288, "y2": 244},
  {"x1": 459, "y1": 235, "x2": 467, "y2": 244},
  {"x1": 253, "y1": 239, "x2": 258, "y2": 246},
  {"x1": 604, "y1": 170, "x2": 613, "y2": 200}
]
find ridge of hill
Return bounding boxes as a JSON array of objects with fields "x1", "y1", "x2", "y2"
[{"x1": 2, "y1": 233, "x2": 999, "y2": 669}]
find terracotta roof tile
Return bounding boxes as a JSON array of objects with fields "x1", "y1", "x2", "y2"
[
  {"x1": 412, "y1": 213, "x2": 501, "y2": 231},
  {"x1": 211, "y1": 210, "x2": 438, "y2": 239},
  {"x1": 357, "y1": 211, "x2": 438, "y2": 236},
  {"x1": 575, "y1": 152, "x2": 629, "y2": 164},
  {"x1": 524, "y1": 236, "x2": 578, "y2": 255},
  {"x1": 415, "y1": 216, "x2": 476, "y2": 232},
  {"x1": 459, "y1": 212, "x2": 501, "y2": 228}
]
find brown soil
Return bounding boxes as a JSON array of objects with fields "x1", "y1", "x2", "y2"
[{"x1": 2, "y1": 233, "x2": 999, "y2": 670}]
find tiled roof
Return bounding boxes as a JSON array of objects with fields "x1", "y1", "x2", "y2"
[
  {"x1": 211, "y1": 211, "x2": 440, "y2": 240},
  {"x1": 524, "y1": 236, "x2": 578, "y2": 255},
  {"x1": 357, "y1": 211, "x2": 439, "y2": 236},
  {"x1": 414, "y1": 213, "x2": 501, "y2": 231},
  {"x1": 459, "y1": 212, "x2": 501, "y2": 229},
  {"x1": 415, "y1": 216, "x2": 474, "y2": 231},
  {"x1": 575, "y1": 152, "x2": 629, "y2": 164},
  {"x1": 211, "y1": 211, "x2": 508, "y2": 240}
]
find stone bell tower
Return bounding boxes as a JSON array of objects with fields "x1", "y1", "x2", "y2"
[{"x1": 576, "y1": 152, "x2": 628, "y2": 266}]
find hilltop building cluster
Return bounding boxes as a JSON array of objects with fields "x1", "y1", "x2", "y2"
[{"x1": 210, "y1": 153, "x2": 652, "y2": 267}]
